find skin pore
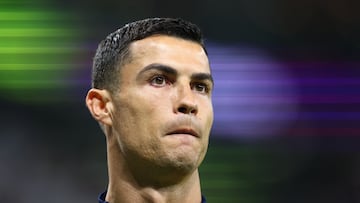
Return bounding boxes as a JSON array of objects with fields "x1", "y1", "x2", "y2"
[{"x1": 86, "y1": 35, "x2": 213, "y2": 203}]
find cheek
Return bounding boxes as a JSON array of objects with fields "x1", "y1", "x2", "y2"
[
  {"x1": 137, "y1": 86, "x2": 173, "y2": 115},
  {"x1": 201, "y1": 100, "x2": 214, "y2": 129},
  {"x1": 119, "y1": 88, "x2": 158, "y2": 114},
  {"x1": 115, "y1": 89, "x2": 168, "y2": 136}
]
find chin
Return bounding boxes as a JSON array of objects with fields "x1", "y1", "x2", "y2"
[{"x1": 163, "y1": 152, "x2": 204, "y2": 173}]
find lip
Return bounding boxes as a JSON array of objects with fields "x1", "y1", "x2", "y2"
[{"x1": 166, "y1": 128, "x2": 199, "y2": 138}]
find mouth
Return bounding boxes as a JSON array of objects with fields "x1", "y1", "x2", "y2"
[{"x1": 166, "y1": 128, "x2": 199, "y2": 138}]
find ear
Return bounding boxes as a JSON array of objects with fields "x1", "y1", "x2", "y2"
[{"x1": 85, "y1": 88, "x2": 113, "y2": 126}]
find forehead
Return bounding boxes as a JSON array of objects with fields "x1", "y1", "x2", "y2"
[{"x1": 126, "y1": 35, "x2": 210, "y2": 73}]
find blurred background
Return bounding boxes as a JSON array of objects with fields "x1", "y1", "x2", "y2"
[{"x1": 1, "y1": 0, "x2": 360, "y2": 202}]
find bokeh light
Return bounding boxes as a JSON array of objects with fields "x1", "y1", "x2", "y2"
[{"x1": 0, "y1": 1, "x2": 80, "y2": 103}]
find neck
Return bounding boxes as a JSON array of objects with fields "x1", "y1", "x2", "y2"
[{"x1": 105, "y1": 136, "x2": 203, "y2": 203}]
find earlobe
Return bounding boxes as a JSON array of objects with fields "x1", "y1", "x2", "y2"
[{"x1": 85, "y1": 88, "x2": 113, "y2": 126}]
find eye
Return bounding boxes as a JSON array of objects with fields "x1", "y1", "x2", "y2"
[
  {"x1": 150, "y1": 75, "x2": 167, "y2": 87},
  {"x1": 193, "y1": 83, "x2": 209, "y2": 94}
]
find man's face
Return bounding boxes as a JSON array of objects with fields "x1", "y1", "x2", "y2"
[{"x1": 110, "y1": 35, "x2": 213, "y2": 173}]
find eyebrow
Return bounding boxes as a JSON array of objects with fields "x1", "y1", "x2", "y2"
[
  {"x1": 137, "y1": 63, "x2": 214, "y2": 86},
  {"x1": 191, "y1": 72, "x2": 214, "y2": 87},
  {"x1": 137, "y1": 63, "x2": 178, "y2": 77}
]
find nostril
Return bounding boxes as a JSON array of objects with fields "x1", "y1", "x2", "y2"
[
  {"x1": 190, "y1": 108, "x2": 197, "y2": 115},
  {"x1": 178, "y1": 106, "x2": 188, "y2": 114},
  {"x1": 177, "y1": 105, "x2": 198, "y2": 115}
]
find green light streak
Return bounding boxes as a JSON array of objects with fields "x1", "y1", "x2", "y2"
[
  {"x1": 0, "y1": 47, "x2": 79, "y2": 54},
  {"x1": 0, "y1": 11, "x2": 61, "y2": 21},
  {"x1": 0, "y1": 28, "x2": 73, "y2": 37},
  {"x1": 0, "y1": 64, "x2": 70, "y2": 70},
  {"x1": 0, "y1": 2, "x2": 81, "y2": 103}
]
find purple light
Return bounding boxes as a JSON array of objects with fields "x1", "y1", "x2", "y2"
[{"x1": 208, "y1": 43, "x2": 298, "y2": 138}]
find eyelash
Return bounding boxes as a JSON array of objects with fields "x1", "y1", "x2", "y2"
[
  {"x1": 191, "y1": 82, "x2": 210, "y2": 94},
  {"x1": 149, "y1": 75, "x2": 170, "y2": 87}
]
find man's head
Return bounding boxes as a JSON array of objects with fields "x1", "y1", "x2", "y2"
[
  {"x1": 92, "y1": 17, "x2": 207, "y2": 93},
  {"x1": 86, "y1": 18, "x2": 213, "y2": 185}
]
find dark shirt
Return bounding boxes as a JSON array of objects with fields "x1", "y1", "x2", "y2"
[{"x1": 98, "y1": 191, "x2": 207, "y2": 203}]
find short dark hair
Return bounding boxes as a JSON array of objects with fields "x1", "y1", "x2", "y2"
[{"x1": 92, "y1": 17, "x2": 207, "y2": 92}]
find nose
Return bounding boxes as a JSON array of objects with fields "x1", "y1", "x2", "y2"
[
  {"x1": 174, "y1": 85, "x2": 198, "y2": 115},
  {"x1": 177, "y1": 103, "x2": 198, "y2": 115}
]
